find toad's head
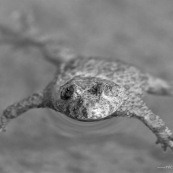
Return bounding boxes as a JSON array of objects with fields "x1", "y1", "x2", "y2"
[{"x1": 51, "y1": 76, "x2": 126, "y2": 121}]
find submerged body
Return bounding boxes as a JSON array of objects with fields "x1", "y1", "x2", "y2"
[
  {"x1": 0, "y1": 18, "x2": 173, "y2": 152},
  {"x1": 48, "y1": 57, "x2": 147, "y2": 121}
]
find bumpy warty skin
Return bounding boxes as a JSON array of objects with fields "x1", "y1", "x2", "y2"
[
  {"x1": 47, "y1": 57, "x2": 148, "y2": 121},
  {"x1": 0, "y1": 13, "x2": 173, "y2": 151},
  {"x1": 1, "y1": 55, "x2": 173, "y2": 151}
]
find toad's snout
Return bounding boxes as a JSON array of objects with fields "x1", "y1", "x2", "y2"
[{"x1": 69, "y1": 95, "x2": 114, "y2": 121}]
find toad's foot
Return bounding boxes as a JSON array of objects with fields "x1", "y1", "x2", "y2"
[
  {"x1": 146, "y1": 74, "x2": 173, "y2": 96},
  {"x1": 0, "y1": 92, "x2": 44, "y2": 132},
  {"x1": 115, "y1": 97, "x2": 173, "y2": 151}
]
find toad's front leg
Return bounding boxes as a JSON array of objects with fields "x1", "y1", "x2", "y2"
[
  {"x1": 115, "y1": 96, "x2": 173, "y2": 151},
  {"x1": 0, "y1": 92, "x2": 45, "y2": 132}
]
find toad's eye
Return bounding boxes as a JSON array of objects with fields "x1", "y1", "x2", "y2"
[
  {"x1": 61, "y1": 85, "x2": 74, "y2": 100},
  {"x1": 88, "y1": 83, "x2": 102, "y2": 95}
]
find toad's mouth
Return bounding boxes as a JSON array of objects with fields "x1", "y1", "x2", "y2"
[{"x1": 64, "y1": 98, "x2": 113, "y2": 122}]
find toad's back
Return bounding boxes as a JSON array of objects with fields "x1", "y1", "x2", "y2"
[{"x1": 62, "y1": 57, "x2": 147, "y2": 94}]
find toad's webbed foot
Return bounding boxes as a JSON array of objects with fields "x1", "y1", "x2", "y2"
[
  {"x1": 0, "y1": 12, "x2": 75, "y2": 66},
  {"x1": 145, "y1": 74, "x2": 173, "y2": 96},
  {"x1": 116, "y1": 97, "x2": 173, "y2": 151},
  {"x1": 0, "y1": 92, "x2": 45, "y2": 132}
]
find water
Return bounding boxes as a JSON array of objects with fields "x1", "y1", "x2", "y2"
[{"x1": 46, "y1": 109, "x2": 123, "y2": 138}]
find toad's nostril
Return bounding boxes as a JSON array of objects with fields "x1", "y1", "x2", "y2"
[
  {"x1": 72, "y1": 107, "x2": 79, "y2": 118},
  {"x1": 81, "y1": 107, "x2": 88, "y2": 118}
]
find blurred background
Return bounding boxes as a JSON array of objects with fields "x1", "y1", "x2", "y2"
[{"x1": 0, "y1": 0, "x2": 173, "y2": 172}]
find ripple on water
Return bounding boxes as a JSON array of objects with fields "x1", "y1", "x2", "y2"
[{"x1": 46, "y1": 110, "x2": 123, "y2": 138}]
